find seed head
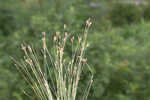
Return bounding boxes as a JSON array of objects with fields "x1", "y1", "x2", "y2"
[
  {"x1": 86, "y1": 18, "x2": 92, "y2": 27},
  {"x1": 60, "y1": 48, "x2": 64, "y2": 56},
  {"x1": 42, "y1": 32, "x2": 46, "y2": 36},
  {"x1": 53, "y1": 36, "x2": 57, "y2": 42},
  {"x1": 71, "y1": 36, "x2": 74, "y2": 43},
  {"x1": 64, "y1": 37, "x2": 67, "y2": 43},
  {"x1": 65, "y1": 32, "x2": 68, "y2": 37},
  {"x1": 28, "y1": 45, "x2": 32, "y2": 53},
  {"x1": 26, "y1": 59, "x2": 33, "y2": 66},
  {"x1": 42, "y1": 37, "x2": 46, "y2": 50},
  {"x1": 81, "y1": 58, "x2": 87, "y2": 64},
  {"x1": 56, "y1": 32, "x2": 60, "y2": 36},
  {"x1": 64, "y1": 24, "x2": 67, "y2": 29},
  {"x1": 21, "y1": 44, "x2": 26, "y2": 52}
]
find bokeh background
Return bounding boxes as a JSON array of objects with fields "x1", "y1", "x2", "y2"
[{"x1": 1, "y1": 0, "x2": 150, "y2": 100}]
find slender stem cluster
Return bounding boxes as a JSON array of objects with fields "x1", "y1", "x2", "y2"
[{"x1": 12, "y1": 19, "x2": 93, "y2": 100}]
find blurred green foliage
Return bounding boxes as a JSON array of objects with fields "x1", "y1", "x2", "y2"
[
  {"x1": 109, "y1": 3, "x2": 142, "y2": 26},
  {"x1": 1, "y1": 0, "x2": 150, "y2": 100},
  {"x1": 143, "y1": 5, "x2": 150, "y2": 20}
]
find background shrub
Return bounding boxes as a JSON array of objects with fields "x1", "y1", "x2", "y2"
[
  {"x1": 143, "y1": 5, "x2": 150, "y2": 20},
  {"x1": 109, "y1": 3, "x2": 142, "y2": 26}
]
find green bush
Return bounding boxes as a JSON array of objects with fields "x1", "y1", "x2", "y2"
[
  {"x1": 109, "y1": 3, "x2": 142, "y2": 26},
  {"x1": 87, "y1": 21, "x2": 150, "y2": 100},
  {"x1": 143, "y1": 5, "x2": 150, "y2": 20}
]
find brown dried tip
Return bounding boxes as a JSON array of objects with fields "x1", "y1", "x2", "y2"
[
  {"x1": 21, "y1": 44, "x2": 26, "y2": 51},
  {"x1": 28, "y1": 45, "x2": 32, "y2": 53},
  {"x1": 26, "y1": 59, "x2": 33, "y2": 66},
  {"x1": 65, "y1": 32, "x2": 68, "y2": 37},
  {"x1": 55, "y1": 61, "x2": 58, "y2": 68},
  {"x1": 81, "y1": 58, "x2": 87, "y2": 64},
  {"x1": 71, "y1": 36, "x2": 74, "y2": 43},
  {"x1": 60, "y1": 48, "x2": 64, "y2": 56},
  {"x1": 58, "y1": 42, "x2": 61, "y2": 46},
  {"x1": 86, "y1": 18, "x2": 92, "y2": 27},
  {"x1": 64, "y1": 24, "x2": 67, "y2": 29},
  {"x1": 65, "y1": 32, "x2": 70, "y2": 38},
  {"x1": 42, "y1": 37, "x2": 46, "y2": 51},
  {"x1": 42, "y1": 32, "x2": 46, "y2": 36},
  {"x1": 53, "y1": 36, "x2": 57, "y2": 42},
  {"x1": 64, "y1": 37, "x2": 67, "y2": 43},
  {"x1": 56, "y1": 32, "x2": 60, "y2": 36},
  {"x1": 78, "y1": 36, "x2": 82, "y2": 43}
]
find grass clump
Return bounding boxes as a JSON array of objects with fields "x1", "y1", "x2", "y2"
[{"x1": 12, "y1": 19, "x2": 93, "y2": 100}]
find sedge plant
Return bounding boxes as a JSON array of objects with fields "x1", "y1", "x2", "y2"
[{"x1": 12, "y1": 19, "x2": 93, "y2": 100}]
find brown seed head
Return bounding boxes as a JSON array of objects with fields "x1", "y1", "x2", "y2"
[
  {"x1": 28, "y1": 45, "x2": 32, "y2": 53},
  {"x1": 26, "y1": 59, "x2": 33, "y2": 66},
  {"x1": 21, "y1": 44, "x2": 26, "y2": 52},
  {"x1": 64, "y1": 24, "x2": 67, "y2": 29},
  {"x1": 53, "y1": 36, "x2": 57, "y2": 42},
  {"x1": 71, "y1": 36, "x2": 74, "y2": 43},
  {"x1": 42, "y1": 32, "x2": 46, "y2": 36},
  {"x1": 64, "y1": 37, "x2": 67, "y2": 43},
  {"x1": 42, "y1": 37, "x2": 46, "y2": 50},
  {"x1": 86, "y1": 18, "x2": 92, "y2": 27},
  {"x1": 65, "y1": 32, "x2": 68, "y2": 37},
  {"x1": 60, "y1": 48, "x2": 64, "y2": 56},
  {"x1": 82, "y1": 58, "x2": 87, "y2": 64},
  {"x1": 56, "y1": 32, "x2": 60, "y2": 36}
]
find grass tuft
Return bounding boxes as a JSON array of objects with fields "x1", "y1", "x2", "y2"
[{"x1": 12, "y1": 18, "x2": 93, "y2": 100}]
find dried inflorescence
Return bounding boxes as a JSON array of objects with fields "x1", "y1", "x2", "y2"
[{"x1": 13, "y1": 19, "x2": 93, "y2": 100}]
